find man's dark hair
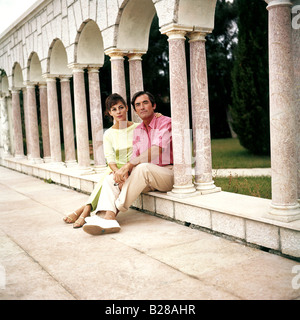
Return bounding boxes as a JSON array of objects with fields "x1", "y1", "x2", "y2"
[
  {"x1": 131, "y1": 91, "x2": 156, "y2": 110},
  {"x1": 105, "y1": 93, "x2": 127, "y2": 116}
]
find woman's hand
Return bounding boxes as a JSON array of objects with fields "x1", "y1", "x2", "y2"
[
  {"x1": 155, "y1": 112, "x2": 162, "y2": 118},
  {"x1": 113, "y1": 165, "x2": 130, "y2": 184}
]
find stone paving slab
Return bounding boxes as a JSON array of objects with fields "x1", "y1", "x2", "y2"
[{"x1": 0, "y1": 166, "x2": 299, "y2": 300}]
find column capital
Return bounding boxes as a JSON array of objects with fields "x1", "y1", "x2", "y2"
[
  {"x1": 59, "y1": 75, "x2": 72, "y2": 82},
  {"x1": 87, "y1": 66, "x2": 101, "y2": 73},
  {"x1": 42, "y1": 74, "x2": 57, "y2": 82},
  {"x1": 105, "y1": 48, "x2": 127, "y2": 60},
  {"x1": 68, "y1": 63, "x2": 86, "y2": 72},
  {"x1": 160, "y1": 23, "x2": 193, "y2": 40},
  {"x1": 265, "y1": 0, "x2": 293, "y2": 9},
  {"x1": 24, "y1": 81, "x2": 37, "y2": 88},
  {"x1": 127, "y1": 51, "x2": 146, "y2": 61},
  {"x1": 187, "y1": 32, "x2": 207, "y2": 43}
]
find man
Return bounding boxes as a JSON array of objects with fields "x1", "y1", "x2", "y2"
[{"x1": 83, "y1": 91, "x2": 174, "y2": 235}]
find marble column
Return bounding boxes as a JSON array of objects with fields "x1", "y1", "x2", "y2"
[
  {"x1": 163, "y1": 28, "x2": 196, "y2": 196},
  {"x1": 105, "y1": 49, "x2": 127, "y2": 101},
  {"x1": 0, "y1": 94, "x2": 11, "y2": 156},
  {"x1": 60, "y1": 76, "x2": 76, "y2": 166},
  {"x1": 87, "y1": 67, "x2": 106, "y2": 168},
  {"x1": 128, "y1": 52, "x2": 144, "y2": 123},
  {"x1": 46, "y1": 77, "x2": 62, "y2": 164},
  {"x1": 188, "y1": 32, "x2": 219, "y2": 193},
  {"x1": 71, "y1": 65, "x2": 91, "y2": 169},
  {"x1": 265, "y1": 0, "x2": 300, "y2": 221},
  {"x1": 22, "y1": 88, "x2": 31, "y2": 158},
  {"x1": 292, "y1": 2, "x2": 300, "y2": 201},
  {"x1": 38, "y1": 83, "x2": 51, "y2": 162},
  {"x1": 26, "y1": 83, "x2": 42, "y2": 163},
  {"x1": 11, "y1": 89, "x2": 24, "y2": 158}
]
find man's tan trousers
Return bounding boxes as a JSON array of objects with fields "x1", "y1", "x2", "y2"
[{"x1": 95, "y1": 163, "x2": 174, "y2": 214}]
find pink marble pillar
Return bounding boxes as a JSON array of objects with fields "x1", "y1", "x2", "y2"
[
  {"x1": 106, "y1": 49, "x2": 127, "y2": 101},
  {"x1": 11, "y1": 89, "x2": 24, "y2": 158},
  {"x1": 128, "y1": 53, "x2": 144, "y2": 123},
  {"x1": 38, "y1": 83, "x2": 51, "y2": 162},
  {"x1": 26, "y1": 83, "x2": 42, "y2": 163},
  {"x1": 292, "y1": 5, "x2": 300, "y2": 201},
  {"x1": 60, "y1": 76, "x2": 76, "y2": 166},
  {"x1": 22, "y1": 88, "x2": 31, "y2": 158},
  {"x1": 165, "y1": 29, "x2": 196, "y2": 195},
  {"x1": 87, "y1": 67, "x2": 106, "y2": 167},
  {"x1": 46, "y1": 77, "x2": 62, "y2": 163},
  {"x1": 265, "y1": 0, "x2": 300, "y2": 221},
  {"x1": 72, "y1": 66, "x2": 90, "y2": 168},
  {"x1": 188, "y1": 32, "x2": 219, "y2": 193}
]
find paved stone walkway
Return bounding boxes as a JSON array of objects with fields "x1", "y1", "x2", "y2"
[{"x1": 0, "y1": 166, "x2": 299, "y2": 300}]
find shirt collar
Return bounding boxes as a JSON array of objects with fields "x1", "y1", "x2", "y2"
[{"x1": 141, "y1": 114, "x2": 157, "y2": 130}]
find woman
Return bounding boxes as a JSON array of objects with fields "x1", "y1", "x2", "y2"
[{"x1": 63, "y1": 93, "x2": 160, "y2": 228}]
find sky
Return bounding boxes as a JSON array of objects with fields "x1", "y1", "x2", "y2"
[{"x1": 0, "y1": 0, "x2": 37, "y2": 35}]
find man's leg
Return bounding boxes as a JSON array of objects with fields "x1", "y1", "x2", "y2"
[{"x1": 115, "y1": 163, "x2": 174, "y2": 212}]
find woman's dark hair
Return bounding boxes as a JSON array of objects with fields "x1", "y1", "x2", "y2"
[
  {"x1": 105, "y1": 93, "x2": 127, "y2": 117},
  {"x1": 131, "y1": 91, "x2": 156, "y2": 110}
]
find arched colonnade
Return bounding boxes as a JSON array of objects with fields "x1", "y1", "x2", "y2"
[{"x1": 0, "y1": 0, "x2": 300, "y2": 222}]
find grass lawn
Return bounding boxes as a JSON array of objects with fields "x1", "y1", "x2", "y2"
[
  {"x1": 211, "y1": 138, "x2": 270, "y2": 169},
  {"x1": 211, "y1": 138, "x2": 271, "y2": 199}
]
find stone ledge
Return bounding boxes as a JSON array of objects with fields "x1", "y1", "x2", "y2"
[{"x1": 1, "y1": 156, "x2": 300, "y2": 260}]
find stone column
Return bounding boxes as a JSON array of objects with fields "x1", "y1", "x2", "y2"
[
  {"x1": 188, "y1": 31, "x2": 219, "y2": 194},
  {"x1": 128, "y1": 52, "x2": 145, "y2": 123},
  {"x1": 71, "y1": 65, "x2": 91, "y2": 169},
  {"x1": 0, "y1": 94, "x2": 11, "y2": 156},
  {"x1": 105, "y1": 49, "x2": 127, "y2": 101},
  {"x1": 265, "y1": 0, "x2": 300, "y2": 221},
  {"x1": 60, "y1": 76, "x2": 76, "y2": 166},
  {"x1": 38, "y1": 83, "x2": 51, "y2": 162},
  {"x1": 45, "y1": 77, "x2": 63, "y2": 164},
  {"x1": 87, "y1": 67, "x2": 106, "y2": 169},
  {"x1": 292, "y1": 2, "x2": 300, "y2": 201},
  {"x1": 26, "y1": 83, "x2": 42, "y2": 163},
  {"x1": 162, "y1": 27, "x2": 196, "y2": 196},
  {"x1": 22, "y1": 88, "x2": 31, "y2": 158},
  {"x1": 11, "y1": 89, "x2": 24, "y2": 158}
]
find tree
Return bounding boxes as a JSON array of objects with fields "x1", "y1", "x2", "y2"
[
  {"x1": 206, "y1": 0, "x2": 238, "y2": 139},
  {"x1": 230, "y1": 0, "x2": 270, "y2": 155}
]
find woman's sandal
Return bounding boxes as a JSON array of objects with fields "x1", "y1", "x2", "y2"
[
  {"x1": 63, "y1": 211, "x2": 78, "y2": 224},
  {"x1": 73, "y1": 216, "x2": 87, "y2": 229}
]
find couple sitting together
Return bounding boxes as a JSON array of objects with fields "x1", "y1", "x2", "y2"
[{"x1": 63, "y1": 91, "x2": 174, "y2": 235}]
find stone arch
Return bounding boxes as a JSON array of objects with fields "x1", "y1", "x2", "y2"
[
  {"x1": 1, "y1": 74, "x2": 9, "y2": 94},
  {"x1": 117, "y1": 0, "x2": 156, "y2": 52},
  {"x1": 76, "y1": 20, "x2": 104, "y2": 65},
  {"x1": 48, "y1": 39, "x2": 71, "y2": 76},
  {"x1": 177, "y1": 0, "x2": 217, "y2": 30},
  {"x1": 12, "y1": 63, "x2": 24, "y2": 89},
  {"x1": 27, "y1": 53, "x2": 43, "y2": 83}
]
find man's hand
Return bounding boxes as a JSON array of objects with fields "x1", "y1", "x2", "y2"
[{"x1": 113, "y1": 163, "x2": 133, "y2": 184}]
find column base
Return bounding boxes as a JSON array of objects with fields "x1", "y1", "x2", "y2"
[
  {"x1": 75, "y1": 166, "x2": 95, "y2": 175},
  {"x1": 263, "y1": 203, "x2": 300, "y2": 222},
  {"x1": 93, "y1": 165, "x2": 107, "y2": 173},
  {"x1": 29, "y1": 157, "x2": 44, "y2": 164},
  {"x1": 43, "y1": 157, "x2": 52, "y2": 163},
  {"x1": 65, "y1": 160, "x2": 78, "y2": 168},
  {"x1": 14, "y1": 154, "x2": 26, "y2": 160},
  {"x1": 167, "y1": 184, "x2": 198, "y2": 198},
  {"x1": 194, "y1": 180, "x2": 221, "y2": 195}
]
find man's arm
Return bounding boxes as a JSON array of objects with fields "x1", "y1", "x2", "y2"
[{"x1": 113, "y1": 146, "x2": 162, "y2": 184}]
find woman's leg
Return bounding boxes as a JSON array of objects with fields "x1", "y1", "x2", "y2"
[
  {"x1": 63, "y1": 205, "x2": 85, "y2": 223},
  {"x1": 73, "y1": 204, "x2": 92, "y2": 228}
]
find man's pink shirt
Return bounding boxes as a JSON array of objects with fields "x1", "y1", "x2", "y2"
[{"x1": 131, "y1": 115, "x2": 173, "y2": 166}]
